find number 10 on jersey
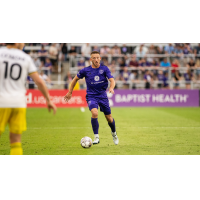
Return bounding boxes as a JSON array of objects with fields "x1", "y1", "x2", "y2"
[{"x1": 4, "y1": 61, "x2": 22, "y2": 81}]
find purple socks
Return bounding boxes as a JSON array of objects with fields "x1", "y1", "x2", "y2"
[
  {"x1": 108, "y1": 118, "x2": 116, "y2": 133},
  {"x1": 91, "y1": 118, "x2": 116, "y2": 135},
  {"x1": 91, "y1": 118, "x2": 99, "y2": 135}
]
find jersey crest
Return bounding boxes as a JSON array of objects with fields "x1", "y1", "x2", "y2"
[
  {"x1": 94, "y1": 76, "x2": 100, "y2": 81},
  {"x1": 99, "y1": 70, "x2": 104, "y2": 74}
]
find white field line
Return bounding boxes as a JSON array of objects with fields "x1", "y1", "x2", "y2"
[{"x1": 27, "y1": 127, "x2": 200, "y2": 130}]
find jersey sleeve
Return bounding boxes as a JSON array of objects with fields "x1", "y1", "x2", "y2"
[
  {"x1": 28, "y1": 57, "x2": 37, "y2": 75},
  {"x1": 105, "y1": 66, "x2": 114, "y2": 79},
  {"x1": 77, "y1": 68, "x2": 85, "y2": 79}
]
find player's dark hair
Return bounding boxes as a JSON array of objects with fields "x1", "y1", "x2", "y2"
[
  {"x1": 91, "y1": 51, "x2": 100, "y2": 56},
  {"x1": 6, "y1": 43, "x2": 15, "y2": 45}
]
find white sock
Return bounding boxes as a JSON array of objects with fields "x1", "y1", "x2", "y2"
[
  {"x1": 95, "y1": 134, "x2": 99, "y2": 138},
  {"x1": 112, "y1": 132, "x2": 117, "y2": 136}
]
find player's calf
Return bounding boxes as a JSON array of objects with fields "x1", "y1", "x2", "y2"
[
  {"x1": 105, "y1": 115, "x2": 119, "y2": 145},
  {"x1": 105, "y1": 114, "x2": 113, "y2": 123},
  {"x1": 105, "y1": 114, "x2": 116, "y2": 131},
  {"x1": 10, "y1": 133, "x2": 23, "y2": 155},
  {"x1": 91, "y1": 108, "x2": 100, "y2": 144}
]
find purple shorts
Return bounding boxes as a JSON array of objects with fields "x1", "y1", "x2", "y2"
[{"x1": 86, "y1": 95, "x2": 111, "y2": 115}]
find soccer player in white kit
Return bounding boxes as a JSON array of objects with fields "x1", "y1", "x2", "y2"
[{"x1": 0, "y1": 43, "x2": 57, "y2": 155}]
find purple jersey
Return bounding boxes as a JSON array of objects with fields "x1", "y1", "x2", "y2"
[
  {"x1": 78, "y1": 61, "x2": 85, "y2": 67},
  {"x1": 157, "y1": 74, "x2": 164, "y2": 81},
  {"x1": 77, "y1": 64, "x2": 113, "y2": 97},
  {"x1": 38, "y1": 50, "x2": 47, "y2": 53},
  {"x1": 184, "y1": 73, "x2": 192, "y2": 81},
  {"x1": 163, "y1": 76, "x2": 168, "y2": 87},
  {"x1": 45, "y1": 62, "x2": 52, "y2": 68}
]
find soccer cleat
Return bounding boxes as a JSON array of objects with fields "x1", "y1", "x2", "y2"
[
  {"x1": 111, "y1": 132, "x2": 119, "y2": 145},
  {"x1": 93, "y1": 137, "x2": 100, "y2": 145}
]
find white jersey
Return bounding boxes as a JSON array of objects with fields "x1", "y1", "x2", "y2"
[{"x1": 0, "y1": 47, "x2": 37, "y2": 108}]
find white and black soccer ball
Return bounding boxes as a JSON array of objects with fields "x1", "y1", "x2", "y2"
[{"x1": 80, "y1": 137, "x2": 93, "y2": 148}]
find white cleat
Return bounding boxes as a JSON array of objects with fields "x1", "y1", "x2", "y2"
[
  {"x1": 111, "y1": 132, "x2": 119, "y2": 145},
  {"x1": 93, "y1": 137, "x2": 100, "y2": 145}
]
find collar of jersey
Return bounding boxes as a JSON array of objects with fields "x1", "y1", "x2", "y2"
[{"x1": 90, "y1": 64, "x2": 101, "y2": 69}]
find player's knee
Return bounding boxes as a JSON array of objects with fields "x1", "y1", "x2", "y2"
[
  {"x1": 92, "y1": 112, "x2": 98, "y2": 118},
  {"x1": 108, "y1": 118, "x2": 113, "y2": 123},
  {"x1": 10, "y1": 133, "x2": 21, "y2": 144},
  {"x1": 91, "y1": 109, "x2": 98, "y2": 118}
]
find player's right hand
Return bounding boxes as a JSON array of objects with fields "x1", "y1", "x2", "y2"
[
  {"x1": 109, "y1": 88, "x2": 115, "y2": 94},
  {"x1": 64, "y1": 92, "x2": 72, "y2": 102},
  {"x1": 47, "y1": 101, "x2": 57, "y2": 115}
]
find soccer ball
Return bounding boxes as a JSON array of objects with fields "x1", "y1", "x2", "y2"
[{"x1": 80, "y1": 137, "x2": 93, "y2": 148}]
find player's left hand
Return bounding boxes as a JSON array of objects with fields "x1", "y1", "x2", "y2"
[{"x1": 109, "y1": 88, "x2": 114, "y2": 94}]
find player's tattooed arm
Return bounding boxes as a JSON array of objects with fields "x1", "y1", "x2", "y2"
[
  {"x1": 108, "y1": 78, "x2": 115, "y2": 94},
  {"x1": 64, "y1": 75, "x2": 80, "y2": 102}
]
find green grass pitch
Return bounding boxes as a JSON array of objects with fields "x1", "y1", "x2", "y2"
[{"x1": 0, "y1": 107, "x2": 200, "y2": 155}]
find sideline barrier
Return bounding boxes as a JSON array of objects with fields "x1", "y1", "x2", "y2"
[
  {"x1": 107, "y1": 90, "x2": 199, "y2": 107},
  {"x1": 26, "y1": 90, "x2": 87, "y2": 107},
  {"x1": 26, "y1": 89, "x2": 199, "y2": 107}
]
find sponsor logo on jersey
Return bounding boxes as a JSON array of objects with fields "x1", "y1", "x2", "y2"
[
  {"x1": 94, "y1": 76, "x2": 100, "y2": 81},
  {"x1": 99, "y1": 70, "x2": 104, "y2": 74}
]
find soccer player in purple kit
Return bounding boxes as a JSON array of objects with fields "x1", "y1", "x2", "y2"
[{"x1": 64, "y1": 51, "x2": 119, "y2": 145}]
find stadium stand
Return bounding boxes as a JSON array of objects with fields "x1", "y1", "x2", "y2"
[{"x1": 1, "y1": 43, "x2": 200, "y2": 90}]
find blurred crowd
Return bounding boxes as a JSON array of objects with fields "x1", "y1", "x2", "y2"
[
  {"x1": 67, "y1": 43, "x2": 200, "y2": 90},
  {"x1": 1, "y1": 43, "x2": 200, "y2": 89}
]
